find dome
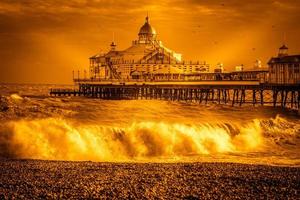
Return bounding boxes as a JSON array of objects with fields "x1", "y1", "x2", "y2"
[
  {"x1": 279, "y1": 44, "x2": 288, "y2": 50},
  {"x1": 138, "y1": 16, "x2": 156, "y2": 36}
]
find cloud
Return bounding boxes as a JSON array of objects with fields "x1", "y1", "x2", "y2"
[{"x1": 0, "y1": 0, "x2": 300, "y2": 83}]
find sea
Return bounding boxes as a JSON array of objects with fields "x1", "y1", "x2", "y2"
[{"x1": 0, "y1": 83, "x2": 299, "y2": 166}]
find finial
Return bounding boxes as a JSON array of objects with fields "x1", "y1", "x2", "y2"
[
  {"x1": 146, "y1": 11, "x2": 149, "y2": 23},
  {"x1": 110, "y1": 32, "x2": 116, "y2": 50}
]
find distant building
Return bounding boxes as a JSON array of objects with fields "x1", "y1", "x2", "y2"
[
  {"x1": 214, "y1": 63, "x2": 224, "y2": 73},
  {"x1": 253, "y1": 60, "x2": 262, "y2": 69},
  {"x1": 235, "y1": 65, "x2": 244, "y2": 72},
  {"x1": 268, "y1": 45, "x2": 300, "y2": 84},
  {"x1": 89, "y1": 16, "x2": 209, "y2": 81}
]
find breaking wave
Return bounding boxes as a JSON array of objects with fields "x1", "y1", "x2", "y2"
[{"x1": 0, "y1": 116, "x2": 299, "y2": 164}]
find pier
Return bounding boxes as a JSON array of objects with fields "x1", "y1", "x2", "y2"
[
  {"x1": 49, "y1": 17, "x2": 300, "y2": 112},
  {"x1": 50, "y1": 81, "x2": 300, "y2": 111}
]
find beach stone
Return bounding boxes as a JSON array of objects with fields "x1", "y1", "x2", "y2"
[
  {"x1": 0, "y1": 96, "x2": 9, "y2": 112},
  {"x1": 0, "y1": 160, "x2": 299, "y2": 199}
]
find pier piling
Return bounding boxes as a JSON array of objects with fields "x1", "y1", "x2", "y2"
[{"x1": 50, "y1": 82, "x2": 300, "y2": 111}]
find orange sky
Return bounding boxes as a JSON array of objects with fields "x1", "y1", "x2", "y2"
[{"x1": 0, "y1": 0, "x2": 300, "y2": 84}]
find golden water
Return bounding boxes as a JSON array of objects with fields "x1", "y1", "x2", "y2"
[{"x1": 0, "y1": 84, "x2": 299, "y2": 165}]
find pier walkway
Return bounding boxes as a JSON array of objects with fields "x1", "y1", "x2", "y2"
[{"x1": 50, "y1": 81, "x2": 300, "y2": 111}]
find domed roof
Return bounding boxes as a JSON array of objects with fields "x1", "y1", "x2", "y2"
[
  {"x1": 138, "y1": 16, "x2": 156, "y2": 36},
  {"x1": 279, "y1": 44, "x2": 288, "y2": 50}
]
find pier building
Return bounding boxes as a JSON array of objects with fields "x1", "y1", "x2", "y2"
[
  {"x1": 89, "y1": 16, "x2": 209, "y2": 81},
  {"x1": 50, "y1": 17, "x2": 300, "y2": 112},
  {"x1": 268, "y1": 45, "x2": 300, "y2": 84}
]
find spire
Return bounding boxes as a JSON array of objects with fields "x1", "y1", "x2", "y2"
[
  {"x1": 146, "y1": 12, "x2": 149, "y2": 23},
  {"x1": 110, "y1": 32, "x2": 116, "y2": 51}
]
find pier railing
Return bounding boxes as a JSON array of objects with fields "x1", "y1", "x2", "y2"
[
  {"x1": 50, "y1": 88, "x2": 80, "y2": 96},
  {"x1": 74, "y1": 70, "x2": 269, "y2": 83}
]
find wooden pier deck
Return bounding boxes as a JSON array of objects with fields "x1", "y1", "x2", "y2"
[{"x1": 50, "y1": 81, "x2": 300, "y2": 111}]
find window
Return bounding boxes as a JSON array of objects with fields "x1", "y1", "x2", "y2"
[
  {"x1": 295, "y1": 64, "x2": 300, "y2": 73},
  {"x1": 270, "y1": 65, "x2": 275, "y2": 73},
  {"x1": 280, "y1": 64, "x2": 284, "y2": 73},
  {"x1": 288, "y1": 64, "x2": 293, "y2": 77}
]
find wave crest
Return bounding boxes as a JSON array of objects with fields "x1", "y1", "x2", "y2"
[{"x1": 0, "y1": 118, "x2": 266, "y2": 161}]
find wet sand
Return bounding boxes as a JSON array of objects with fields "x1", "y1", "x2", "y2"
[{"x1": 0, "y1": 160, "x2": 299, "y2": 199}]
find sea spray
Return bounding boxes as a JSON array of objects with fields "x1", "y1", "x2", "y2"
[{"x1": 0, "y1": 118, "x2": 266, "y2": 161}]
